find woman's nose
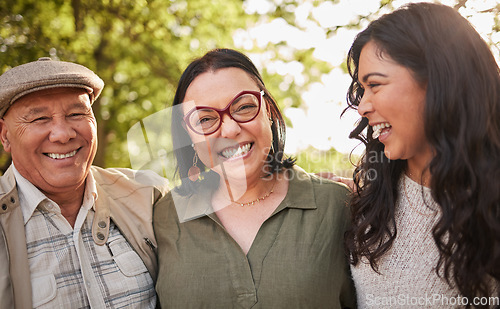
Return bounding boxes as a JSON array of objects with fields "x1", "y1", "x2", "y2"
[
  {"x1": 357, "y1": 94, "x2": 374, "y2": 117},
  {"x1": 219, "y1": 114, "x2": 241, "y2": 138}
]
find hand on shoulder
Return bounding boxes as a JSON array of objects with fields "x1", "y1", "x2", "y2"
[{"x1": 315, "y1": 172, "x2": 355, "y2": 192}]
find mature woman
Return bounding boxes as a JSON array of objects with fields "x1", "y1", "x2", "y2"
[
  {"x1": 344, "y1": 2, "x2": 499, "y2": 308},
  {"x1": 154, "y1": 49, "x2": 356, "y2": 308}
]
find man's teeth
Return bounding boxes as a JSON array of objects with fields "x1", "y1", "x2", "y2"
[
  {"x1": 47, "y1": 150, "x2": 77, "y2": 159},
  {"x1": 221, "y1": 143, "x2": 251, "y2": 158},
  {"x1": 372, "y1": 123, "x2": 391, "y2": 139}
]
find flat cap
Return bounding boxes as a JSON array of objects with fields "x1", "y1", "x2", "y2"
[{"x1": 0, "y1": 57, "x2": 104, "y2": 117}]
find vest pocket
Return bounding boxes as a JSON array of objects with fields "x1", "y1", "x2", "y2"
[
  {"x1": 31, "y1": 273, "x2": 57, "y2": 307},
  {"x1": 108, "y1": 238, "x2": 148, "y2": 277}
]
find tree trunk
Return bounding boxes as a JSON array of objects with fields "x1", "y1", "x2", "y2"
[{"x1": 92, "y1": 99, "x2": 108, "y2": 167}]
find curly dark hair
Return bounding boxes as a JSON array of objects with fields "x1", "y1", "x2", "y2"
[
  {"x1": 344, "y1": 2, "x2": 500, "y2": 303},
  {"x1": 171, "y1": 48, "x2": 294, "y2": 195}
]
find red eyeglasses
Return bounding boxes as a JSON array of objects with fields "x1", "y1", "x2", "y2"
[{"x1": 183, "y1": 90, "x2": 264, "y2": 135}]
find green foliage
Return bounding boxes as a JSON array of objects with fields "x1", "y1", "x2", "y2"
[
  {"x1": 0, "y1": 0, "x2": 247, "y2": 169},
  {"x1": 0, "y1": 0, "x2": 498, "y2": 175},
  {"x1": 294, "y1": 145, "x2": 356, "y2": 178}
]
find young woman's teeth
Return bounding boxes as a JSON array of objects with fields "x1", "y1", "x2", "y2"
[
  {"x1": 221, "y1": 143, "x2": 251, "y2": 158},
  {"x1": 372, "y1": 123, "x2": 391, "y2": 139},
  {"x1": 47, "y1": 150, "x2": 77, "y2": 159}
]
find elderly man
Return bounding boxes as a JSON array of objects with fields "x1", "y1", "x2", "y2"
[{"x1": 0, "y1": 58, "x2": 168, "y2": 308}]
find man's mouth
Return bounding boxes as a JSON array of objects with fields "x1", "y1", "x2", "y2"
[
  {"x1": 45, "y1": 149, "x2": 78, "y2": 160},
  {"x1": 372, "y1": 123, "x2": 391, "y2": 139},
  {"x1": 219, "y1": 143, "x2": 253, "y2": 159}
]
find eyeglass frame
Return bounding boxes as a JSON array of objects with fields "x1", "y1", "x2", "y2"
[{"x1": 183, "y1": 90, "x2": 265, "y2": 135}]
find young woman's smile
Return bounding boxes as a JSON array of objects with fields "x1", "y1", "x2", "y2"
[{"x1": 357, "y1": 41, "x2": 432, "y2": 168}]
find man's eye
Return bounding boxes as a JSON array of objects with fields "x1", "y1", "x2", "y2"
[
  {"x1": 68, "y1": 113, "x2": 86, "y2": 118},
  {"x1": 31, "y1": 117, "x2": 50, "y2": 123}
]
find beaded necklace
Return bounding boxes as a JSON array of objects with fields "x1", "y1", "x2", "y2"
[{"x1": 231, "y1": 179, "x2": 276, "y2": 207}]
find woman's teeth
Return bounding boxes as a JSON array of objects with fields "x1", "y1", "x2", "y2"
[
  {"x1": 221, "y1": 143, "x2": 251, "y2": 159},
  {"x1": 47, "y1": 150, "x2": 77, "y2": 159},
  {"x1": 372, "y1": 123, "x2": 391, "y2": 139}
]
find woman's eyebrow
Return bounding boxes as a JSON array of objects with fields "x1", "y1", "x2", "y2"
[{"x1": 361, "y1": 72, "x2": 388, "y2": 83}]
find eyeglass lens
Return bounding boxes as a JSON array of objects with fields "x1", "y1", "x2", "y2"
[{"x1": 188, "y1": 92, "x2": 260, "y2": 134}]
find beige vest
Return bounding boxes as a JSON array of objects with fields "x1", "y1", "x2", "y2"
[{"x1": 0, "y1": 166, "x2": 169, "y2": 309}]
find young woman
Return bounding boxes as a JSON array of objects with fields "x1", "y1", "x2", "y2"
[
  {"x1": 345, "y1": 2, "x2": 499, "y2": 308},
  {"x1": 154, "y1": 49, "x2": 356, "y2": 308}
]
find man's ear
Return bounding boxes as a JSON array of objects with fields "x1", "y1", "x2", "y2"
[{"x1": 0, "y1": 119, "x2": 11, "y2": 152}]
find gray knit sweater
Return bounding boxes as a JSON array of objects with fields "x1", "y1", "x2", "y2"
[{"x1": 351, "y1": 175, "x2": 462, "y2": 309}]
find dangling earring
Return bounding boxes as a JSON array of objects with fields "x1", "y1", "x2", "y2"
[
  {"x1": 188, "y1": 153, "x2": 201, "y2": 182},
  {"x1": 269, "y1": 117, "x2": 275, "y2": 154}
]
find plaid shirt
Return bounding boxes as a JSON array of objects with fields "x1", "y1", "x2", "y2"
[{"x1": 13, "y1": 165, "x2": 156, "y2": 309}]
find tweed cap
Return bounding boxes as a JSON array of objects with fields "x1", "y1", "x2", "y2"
[{"x1": 0, "y1": 57, "x2": 104, "y2": 117}]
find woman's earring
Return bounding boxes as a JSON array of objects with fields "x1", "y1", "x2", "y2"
[{"x1": 188, "y1": 152, "x2": 201, "y2": 182}]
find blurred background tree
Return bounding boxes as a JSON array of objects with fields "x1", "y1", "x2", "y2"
[
  {"x1": 1, "y1": 0, "x2": 497, "y2": 176},
  {"x1": 0, "y1": 0, "x2": 248, "y2": 172}
]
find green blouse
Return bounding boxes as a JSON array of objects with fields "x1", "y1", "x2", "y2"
[{"x1": 154, "y1": 166, "x2": 356, "y2": 308}]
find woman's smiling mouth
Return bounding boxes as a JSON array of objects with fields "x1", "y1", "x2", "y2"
[
  {"x1": 219, "y1": 142, "x2": 253, "y2": 159},
  {"x1": 372, "y1": 122, "x2": 392, "y2": 139}
]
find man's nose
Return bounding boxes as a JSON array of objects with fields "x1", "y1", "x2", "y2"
[{"x1": 48, "y1": 118, "x2": 77, "y2": 143}]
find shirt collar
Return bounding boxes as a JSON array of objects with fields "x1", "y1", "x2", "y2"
[
  {"x1": 85, "y1": 169, "x2": 98, "y2": 211},
  {"x1": 12, "y1": 164, "x2": 47, "y2": 225},
  {"x1": 174, "y1": 165, "x2": 316, "y2": 223},
  {"x1": 272, "y1": 165, "x2": 317, "y2": 214},
  {"x1": 12, "y1": 164, "x2": 98, "y2": 225}
]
